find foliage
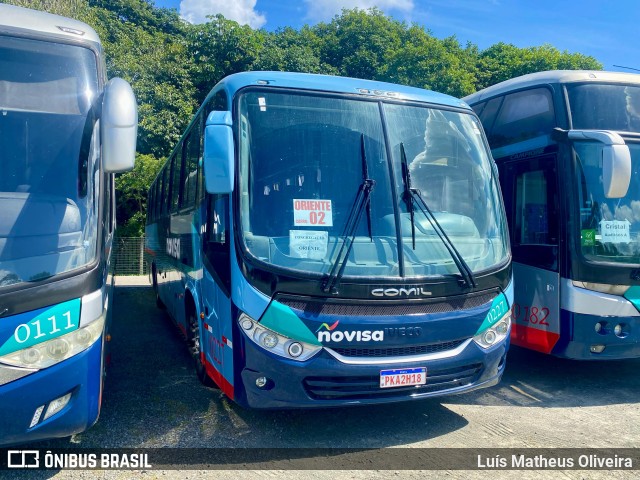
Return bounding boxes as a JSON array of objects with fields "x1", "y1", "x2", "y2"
[
  {"x1": 186, "y1": 14, "x2": 266, "y2": 104},
  {"x1": 89, "y1": 0, "x2": 197, "y2": 158},
  {"x1": 115, "y1": 153, "x2": 163, "y2": 237},
  {"x1": 3, "y1": 0, "x2": 604, "y2": 236},
  {"x1": 476, "y1": 42, "x2": 602, "y2": 90}
]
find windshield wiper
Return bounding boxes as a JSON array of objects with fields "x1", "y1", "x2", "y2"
[
  {"x1": 400, "y1": 143, "x2": 417, "y2": 250},
  {"x1": 361, "y1": 134, "x2": 374, "y2": 241},
  {"x1": 399, "y1": 142, "x2": 477, "y2": 289},
  {"x1": 322, "y1": 135, "x2": 375, "y2": 294}
]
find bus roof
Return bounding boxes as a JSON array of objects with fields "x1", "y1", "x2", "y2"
[
  {"x1": 463, "y1": 70, "x2": 640, "y2": 105},
  {"x1": 213, "y1": 71, "x2": 470, "y2": 110},
  {"x1": 0, "y1": 3, "x2": 100, "y2": 45}
]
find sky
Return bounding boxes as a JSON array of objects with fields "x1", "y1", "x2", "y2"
[{"x1": 152, "y1": 0, "x2": 640, "y2": 73}]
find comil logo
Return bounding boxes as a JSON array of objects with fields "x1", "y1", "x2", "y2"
[
  {"x1": 316, "y1": 320, "x2": 384, "y2": 343},
  {"x1": 371, "y1": 286, "x2": 432, "y2": 297}
]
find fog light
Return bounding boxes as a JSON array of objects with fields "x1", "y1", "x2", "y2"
[
  {"x1": 614, "y1": 324, "x2": 623, "y2": 336},
  {"x1": 483, "y1": 330, "x2": 497, "y2": 345},
  {"x1": 255, "y1": 376, "x2": 268, "y2": 388},
  {"x1": 260, "y1": 332, "x2": 278, "y2": 349},
  {"x1": 287, "y1": 342, "x2": 303, "y2": 358},
  {"x1": 590, "y1": 344, "x2": 606, "y2": 353},
  {"x1": 29, "y1": 405, "x2": 45, "y2": 428},
  {"x1": 595, "y1": 322, "x2": 602, "y2": 333},
  {"x1": 44, "y1": 392, "x2": 72, "y2": 420}
]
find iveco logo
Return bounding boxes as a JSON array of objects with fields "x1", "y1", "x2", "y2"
[{"x1": 371, "y1": 287, "x2": 432, "y2": 297}]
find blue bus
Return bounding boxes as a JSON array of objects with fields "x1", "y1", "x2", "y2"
[
  {"x1": 146, "y1": 71, "x2": 513, "y2": 408},
  {"x1": 464, "y1": 70, "x2": 640, "y2": 359},
  {"x1": 0, "y1": 5, "x2": 137, "y2": 445}
]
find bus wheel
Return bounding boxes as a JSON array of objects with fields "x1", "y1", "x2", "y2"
[
  {"x1": 152, "y1": 264, "x2": 164, "y2": 309},
  {"x1": 187, "y1": 311, "x2": 216, "y2": 388}
]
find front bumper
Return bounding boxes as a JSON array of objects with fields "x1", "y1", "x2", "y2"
[
  {"x1": 0, "y1": 338, "x2": 103, "y2": 447},
  {"x1": 552, "y1": 309, "x2": 640, "y2": 359},
  {"x1": 236, "y1": 334, "x2": 508, "y2": 408}
]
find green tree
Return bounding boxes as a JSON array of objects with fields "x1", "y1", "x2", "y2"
[
  {"x1": 253, "y1": 27, "x2": 334, "y2": 74},
  {"x1": 476, "y1": 42, "x2": 602, "y2": 90},
  {"x1": 386, "y1": 28, "x2": 478, "y2": 97},
  {"x1": 187, "y1": 15, "x2": 265, "y2": 104},
  {"x1": 90, "y1": 0, "x2": 197, "y2": 158},
  {"x1": 4, "y1": 0, "x2": 92, "y2": 19},
  {"x1": 115, "y1": 153, "x2": 163, "y2": 237},
  {"x1": 312, "y1": 8, "x2": 405, "y2": 80}
]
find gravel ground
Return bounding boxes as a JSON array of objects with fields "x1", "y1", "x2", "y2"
[{"x1": 4, "y1": 280, "x2": 639, "y2": 480}]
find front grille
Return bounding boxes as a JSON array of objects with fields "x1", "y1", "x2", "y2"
[
  {"x1": 303, "y1": 363, "x2": 483, "y2": 400},
  {"x1": 330, "y1": 339, "x2": 466, "y2": 358},
  {"x1": 278, "y1": 293, "x2": 495, "y2": 317}
]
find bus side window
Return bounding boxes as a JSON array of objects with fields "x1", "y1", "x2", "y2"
[
  {"x1": 478, "y1": 96, "x2": 503, "y2": 135},
  {"x1": 166, "y1": 156, "x2": 176, "y2": 214},
  {"x1": 204, "y1": 194, "x2": 231, "y2": 294},
  {"x1": 184, "y1": 114, "x2": 202, "y2": 208},
  {"x1": 154, "y1": 179, "x2": 161, "y2": 220},
  {"x1": 178, "y1": 140, "x2": 188, "y2": 209},
  {"x1": 503, "y1": 157, "x2": 559, "y2": 270},
  {"x1": 489, "y1": 88, "x2": 555, "y2": 148},
  {"x1": 172, "y1": 150, "x2": 182, "y2": 212},
  {"x1": 160, "y1": 167, "x2": 168, "y2": 215},
  {"x1": 206, "y1": 90, "x2": 228, "y2": 117},
  {"x1": 103, "y1": 173, "x2": 111, "y2": 235},
  {"x1": 110, "y1": 174, "x2": 115, "y2": 233}
]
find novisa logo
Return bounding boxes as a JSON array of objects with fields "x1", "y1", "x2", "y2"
[{"x1": 315, "y1": 320, "x2": 384, "y2": 343}]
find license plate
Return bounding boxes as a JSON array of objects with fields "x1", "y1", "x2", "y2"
[{"x1": 379, "y1": 367, "x2": 427, "y2": 389}]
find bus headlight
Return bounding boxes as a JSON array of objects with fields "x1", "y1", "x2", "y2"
[
  {"x1": 238, "y1": 313, "x2": 321, "y2": 361},
  {"x1": 473, "y1": 313, "x2": 511, "y2": 349},
  {"x1": 0, "y1": 314, "x2": 105, "y2": 370}
]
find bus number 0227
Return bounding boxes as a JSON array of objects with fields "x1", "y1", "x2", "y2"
[{"x1": 511, "y1": 303, "x2": 550, "y2": 326}]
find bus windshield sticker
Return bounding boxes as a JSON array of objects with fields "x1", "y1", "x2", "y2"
[
  {"x1": 293, "y1": 199, "x2": 333, "y2": 227},
  {"x1": 258, "y1": 97, "x2": 266, "y2": 112},
  {"x1": 600, "y1": 220, "x2": 630, "y2": 243},
  {"x1": 581, "y1": 229, "x2": 596, "y2": 246},
  {"x1": 290, "y1": 230, "x2": 328, "y2": 260}
]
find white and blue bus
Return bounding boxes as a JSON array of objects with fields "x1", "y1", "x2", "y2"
[
  {"x1": 0, "y1": 5, "x2": 137, "y2": 444},
  {"x1": 464, "y1": 70, "x2": 640, "y2": 359},
  {"x1": 146, "y1": 71, "x2": 513, "y2": 408}
]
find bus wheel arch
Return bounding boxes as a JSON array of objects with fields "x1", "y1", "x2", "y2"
[{"x1": 185, "y1": 292, "x2": 216, "y2": 388}]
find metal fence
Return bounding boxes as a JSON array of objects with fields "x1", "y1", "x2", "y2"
[{"x1": 114, "y1": 236, "x2": 149, "y2": 276}]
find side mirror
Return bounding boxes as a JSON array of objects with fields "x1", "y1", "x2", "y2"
[
  {"x1": 602, "y1": 144, "x2": 632, "y2": 198},
  {"x1": 567, "y1": 130, "x2": 631, "y2": 198},
  {"x1": 203, "y1": 111, "x2": 234, "y2": 194},
  {"x1": 102, "y1": 78, "x2": 137, "y2": 173}
]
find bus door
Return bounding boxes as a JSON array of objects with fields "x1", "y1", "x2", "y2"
[
  {"x1": 500, "y1": 155, "x2": 561, "y2": 353},
  {"x1": 200, "y1": 194, "x2": 234, "y2": 395}
]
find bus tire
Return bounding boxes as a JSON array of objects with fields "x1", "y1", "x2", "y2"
[
  {"x1": 152, "y1": 264, "x2": 164, "y2": 309},
  {"x1": 187, "y1": 310, "x2": 217, "y2": 388}
]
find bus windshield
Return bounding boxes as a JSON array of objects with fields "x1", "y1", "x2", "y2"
[
  {"x1": 575, "y1": 142, "x2": 640, "y2": 264},
  {"x1": 567, "y1": 83, "x2": 640, "y2": 132},
  {"x1": 238, "y1": 90, "x2": 508, "y2": 280},
  {"x1": 569, "y1": 83, "x2": 640, "y2": 265},
  {"x1": 0, "y1": 36, "x2": 100, "y2": 288}
]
